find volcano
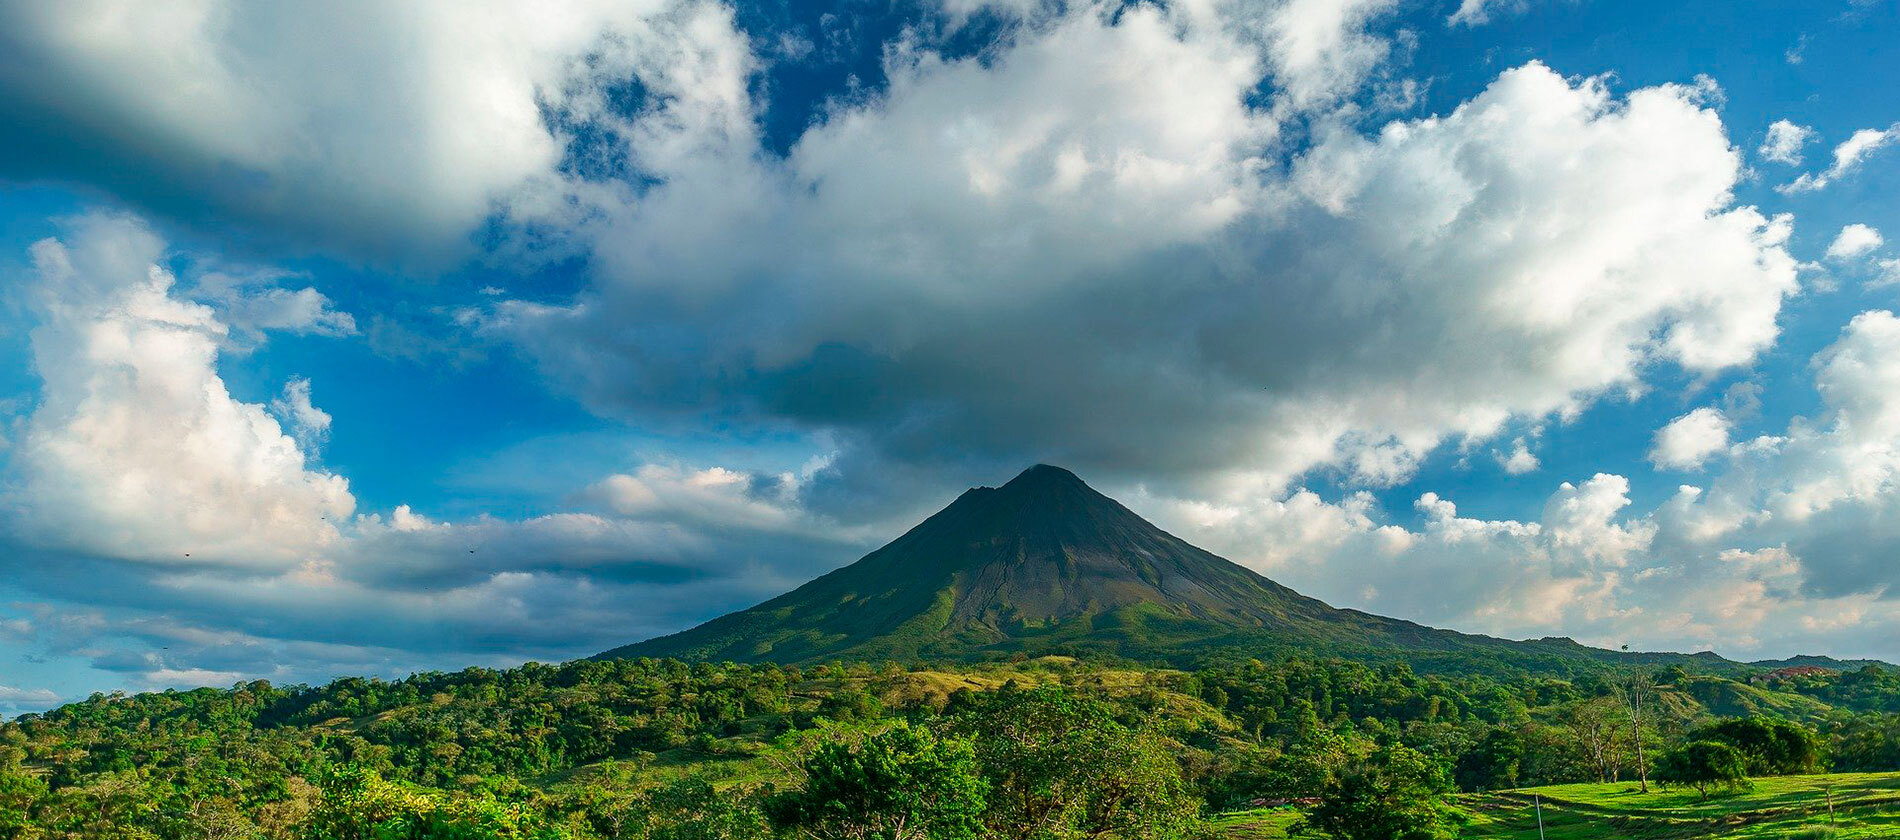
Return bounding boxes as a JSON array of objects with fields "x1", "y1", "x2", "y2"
[{"x1": 598, "y1": 465, "x2": 1737, "y2": 674}]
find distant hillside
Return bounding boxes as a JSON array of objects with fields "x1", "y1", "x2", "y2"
[
  {"x1": 600, "y1": 465, "x2": 1766, "y2": 677},
  {"x1": 1751, "y1": 654, "x2": 1894, "y2": 672}
]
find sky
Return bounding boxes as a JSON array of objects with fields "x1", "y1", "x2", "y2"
[{"x1": 0, "y1": 0, "x2": 1897, "y2": 716}]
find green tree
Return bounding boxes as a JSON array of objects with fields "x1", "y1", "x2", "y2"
[
  {"x1": 0, "y1": 761, "x2": 48, "y2": 840},
  {"x1": 1696, "y1": 718, "x2": 1820, "y2": 776},
  {"x1": 1296, "y1": 743, "x2": 1459, "y2": 840},
  {"x1": 567, "y1": 774, "x2": 768, "y2": 840},
  {"x1": 299, "y1": 764, "x2": 569, "y2": 840},
  {"x1": 951, "y1": 686, "x2": 1203, "y2": 840},
  {"x1": 768, "y1": 721, "x2": 986, "y2": 840},
  {"x1": 1453, "y1": 728, "x2": 1522, "y2": 792},
  {"x1": 1653, "y1": 741, "x2": 1749, "y2": 800}
]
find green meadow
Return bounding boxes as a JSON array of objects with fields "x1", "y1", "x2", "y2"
[{"x1": 1214, "y1": 772, "x2": 1900, "y2": 839}]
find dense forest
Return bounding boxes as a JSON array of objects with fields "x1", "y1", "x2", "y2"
[{"x1": 7, "y1": 655, "x2": 1900, "y2": 838}]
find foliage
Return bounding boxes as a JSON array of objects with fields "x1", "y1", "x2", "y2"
[
  {"x1": 0, "y1": 656, "x2": 1887, "y2": 838},
  {"x1": 766, "y1": 720, "x2": 985, "y2": 840},
  {"x1": 1295, "y1": 743, "x2": 1460, "y2": 840},
  {"x1": 1652, "y1": 740, "x2": 1750, "y2": 800},
  {"x1": 1694, "y1": 716, "x2": 1821, "y2": 775},
  {"x1": 1452, "y1": 729, "x2": 1523, "y2": 792},
  {"x1": 301, "y1": 765, "x2": 569, "y2": 840},
  {"x1": 560, "y1": 775, "x2": 768, "y2": 840},
  {"x1": 948, "y1": 684, "x2": 1205, "y2": 840}
]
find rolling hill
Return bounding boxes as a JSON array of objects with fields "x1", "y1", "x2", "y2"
[{"x1": 598, "y1": 465, "x2": 1762, "y2": 676}]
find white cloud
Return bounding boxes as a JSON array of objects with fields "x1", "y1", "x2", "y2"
[
  {"x1": 0, "y1": 1, "x2": 1806, "y2": 506},
  {"x1": 0, "y1": 0, "x2": 740, "y2": 262},
  {"x1": 495, "y1": 46, "x2": 1796, "y2": 502},
  {"x1": 1263, "y1": 0, "x2": 1401, "y2": 109},
  {"x1": 0, "y1": 684, "x2": 60, "y2": 717},
  {"x1": 195, "y1": 270, "x2": 357, "y2": 345},
  {"x1": 9, "y1": 213, "x2": 355, "y2": 566},
  {"x1": 1146, "y1": 474, "x2": 1655, "y2": 646},
  {"x1": 1650, "y1": 407, "x2": 1733, "y2": 470},
  {"x1": 1497, "y1": 438, "x2": 1539, "y2": 474},
  {"x1": 1447, "y1": 0, "x2": 1533, "y2": 27},
  {"x1": 1759, "y1": 119, "x2": 1815, "y2": 165},
  {"x1": 1826, "y1": 223, "x2": 1884, "y2": 261},
  {"x1": 1146, "y1": 310, "x2": 1900, "y2": 661},
  {"x1": 271, "y1": 378, "x2": 333, "y2": 452},
  {"x1": 1780, "y1": 123, "x2": 1900, "y2": 193}
]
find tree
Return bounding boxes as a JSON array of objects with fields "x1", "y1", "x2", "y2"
[
  {"x1": 1453, "y1": 728, "x2": 1522, "y2": 792},
  {"x1": 1296, "y1": 742, "x2": 1460, "y2": 840},
  {"x1": 1263, "y1": 727, "x2": 1373, "y2": 799},
  {"x1": 1696, "y1": 718, "x2": 1820, "y2": 776},
  {"x1": 0, "y1": 760, "x2": 49, "y2": 839},
  {"x1": 1653, "y1": 741, "x2": 1749, "y2": 800},
  {"x1": 1566, "y1": 697, "x2": 1625, "y2": 783},
  {"x1": 950, "y1": 685, "x2": 1203, "y2": 840},
  {"x1": 1831, "y1": 713, "x2": 1900, "y2": 772},
  {"x1": 1618, "y1": 671, "x2": 1654, "y2": 792},
  {"x1": 299, "y1": 764, "x2": 570, "y2": 840},
  {"x1": 767, "y1": 720, "x2": 987, "y2": 840},
  {"x1": 567, "y1": 775, "x2": 768, "y2": 840}
]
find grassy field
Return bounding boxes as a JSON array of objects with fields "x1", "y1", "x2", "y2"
[
  {"x1": 1212, "y1": 772, "x2": 1900, "y2": 838},
  {"x1": 1208, "y1": 808, "x2": 1304, "y2": 838}
]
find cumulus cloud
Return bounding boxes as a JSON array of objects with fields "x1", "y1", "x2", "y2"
[
  {"x1": 1497, "y1": 438, "x2": 1540, "y2": 474},
  {"x1": 1827, "y1": 223, "x2": 1884, "y2": 261},
  {"x1": 8, "y1": 213, "x2": 355, "y2": 567},
  {"x1": 494, "y1": 44, "x2": 1796, "y2": 506},
  {"x1": 1143, "y1": 474, "x2": 1655, "y2": 646},
  {"x1": 1759, "y1": 119, "x2": 1815, "y2": 165},
  {"x1": 0, "y1": 0, "x2": 739, "y2": 263},
  {"x1": 1780, "y1": 123, "x2": 1900, "y2": 193},
  {"x1": 1650, "y1": 407, "x2": 1733, "y2": 470},
  {"x1": 1263, "y1": 0, "x2": 1401, "y2": 109},
  {"x1": 0, "y1": 0, "x2": 1805, "y2": 505}
]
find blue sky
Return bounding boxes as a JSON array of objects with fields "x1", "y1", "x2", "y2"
[{"x1": 1, "y1": 0, "x2": 1898, "y2": 716}]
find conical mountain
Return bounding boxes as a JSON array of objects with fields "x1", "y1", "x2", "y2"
[{"x1": 599, "y1": 465, "x2": 1736, "y2": 674}]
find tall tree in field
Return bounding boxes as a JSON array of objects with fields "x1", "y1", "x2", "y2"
[{"x1": 1620, "y1": 665, "x2": 1654, "y2": 792}]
